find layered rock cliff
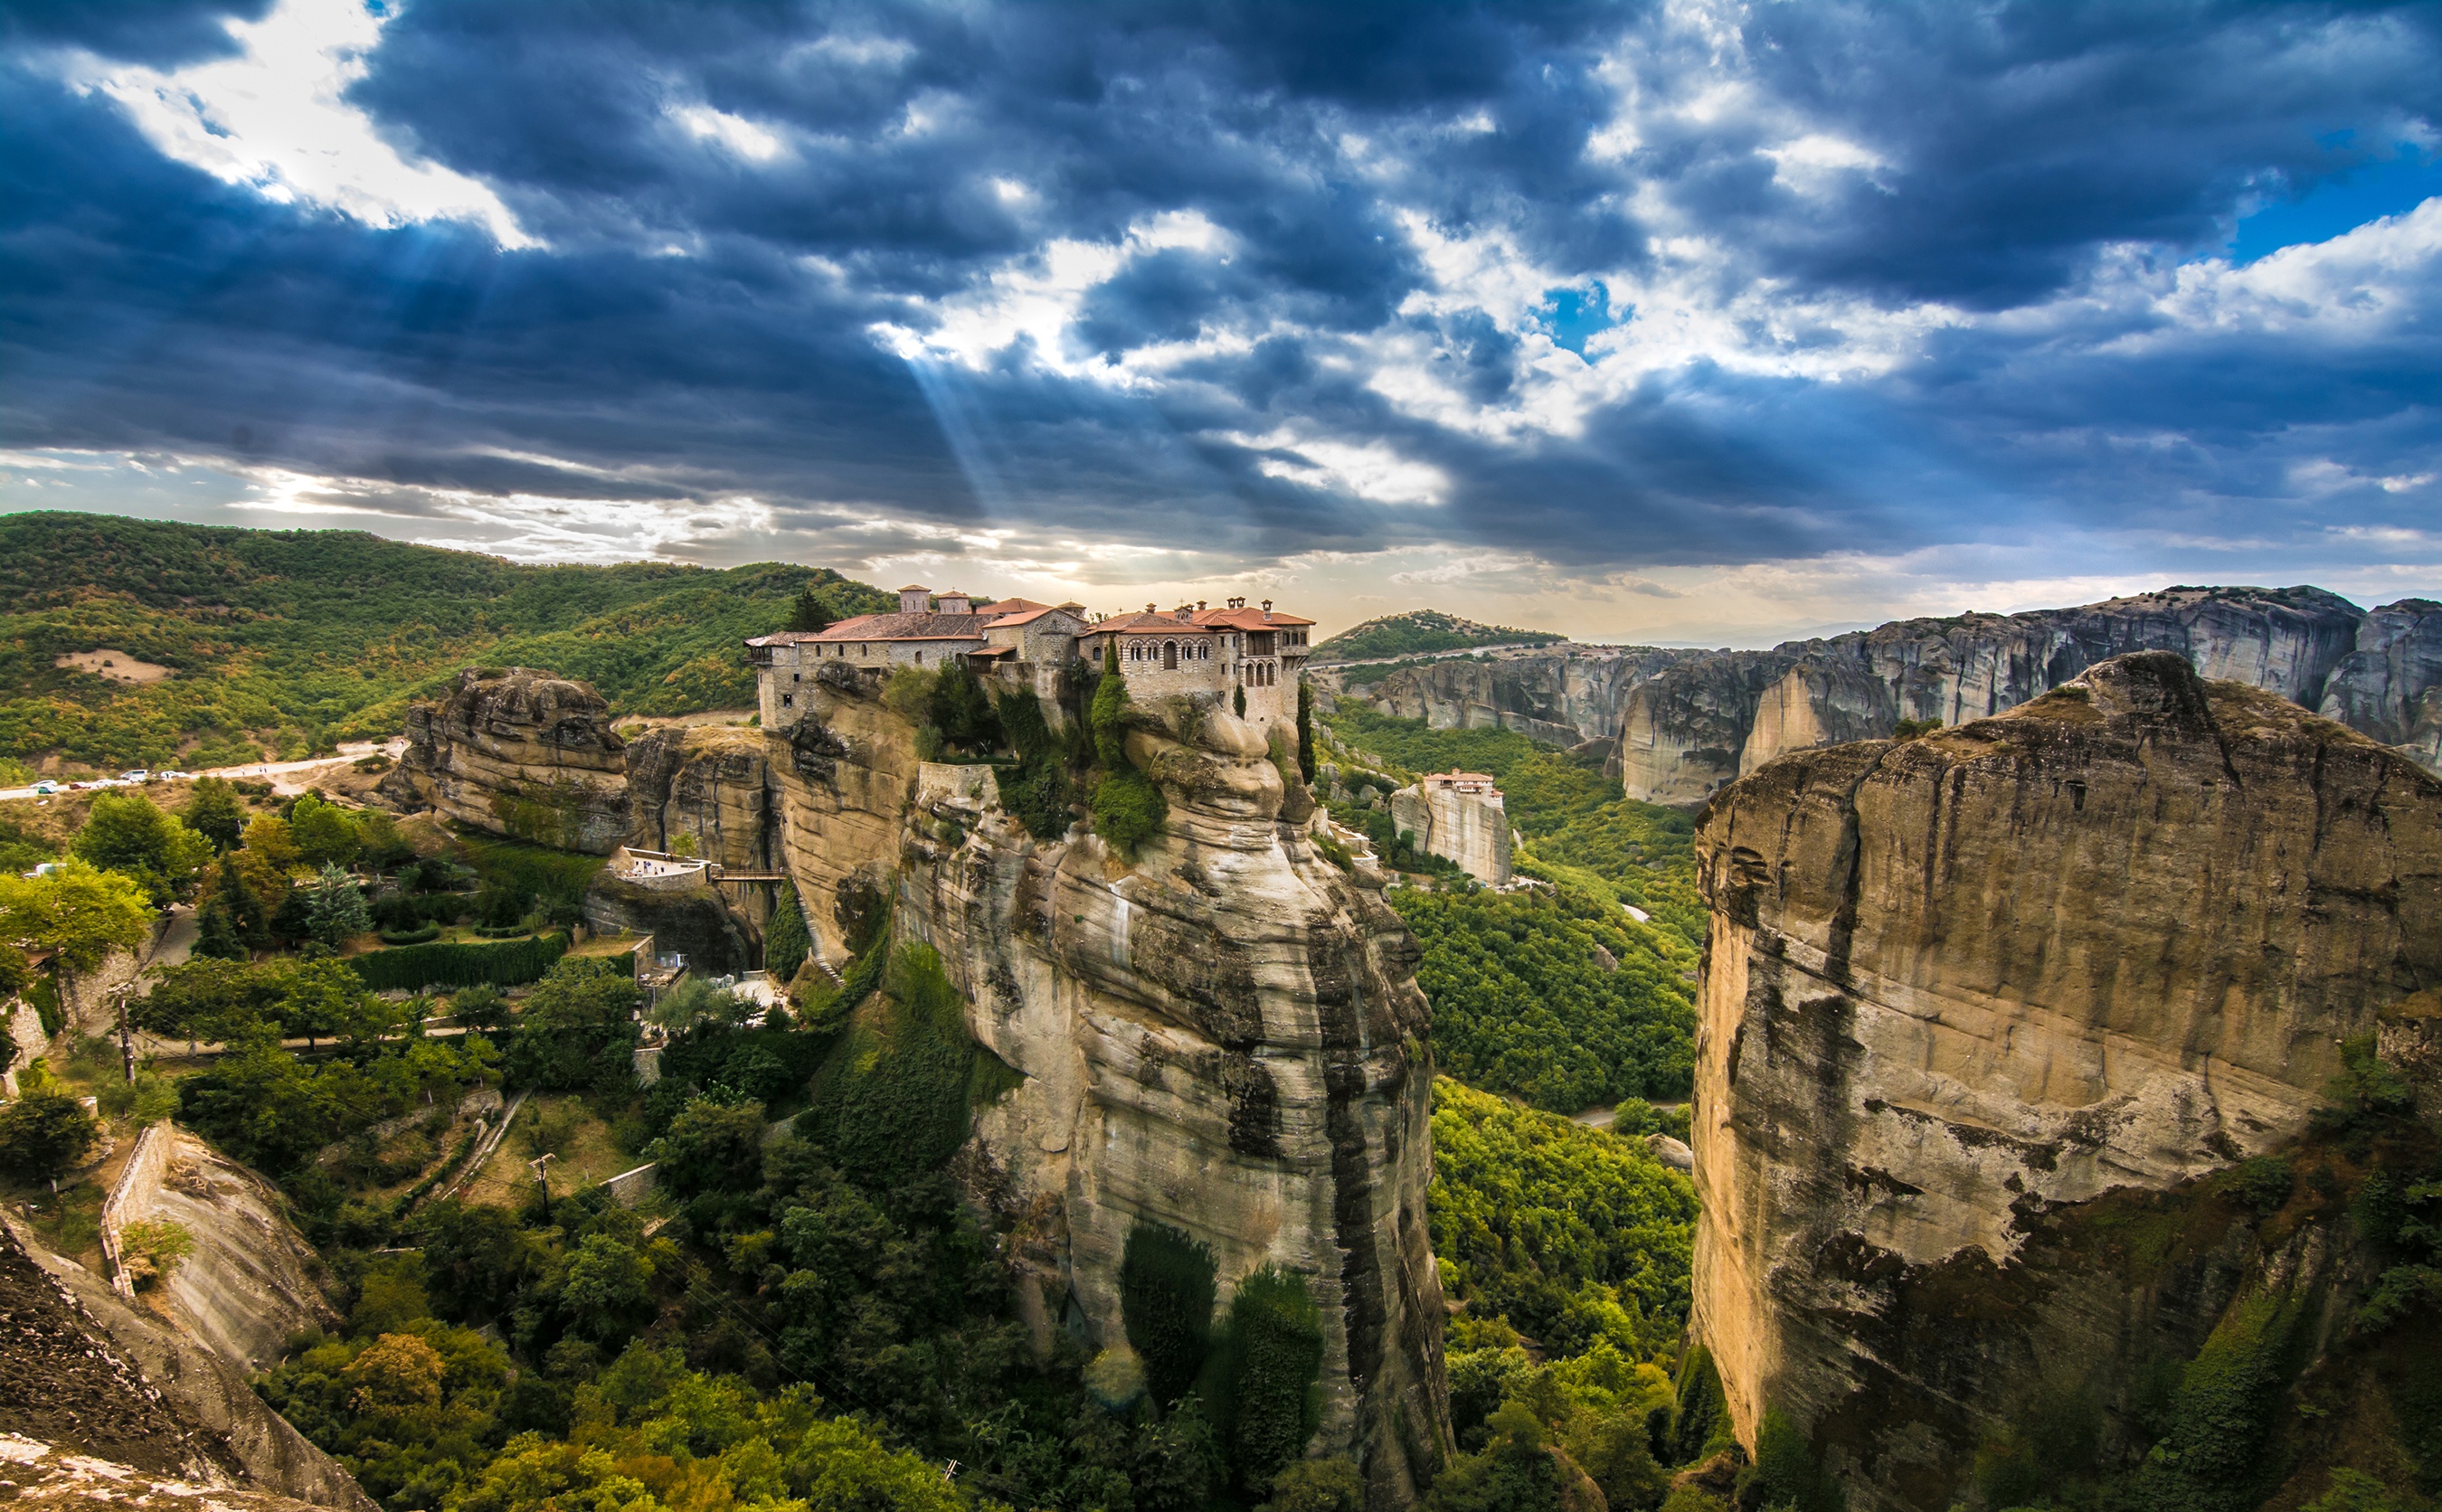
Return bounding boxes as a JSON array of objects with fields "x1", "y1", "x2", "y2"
[
  {"x1": 786, "y1": 663, "x2": 1453, "y2": 1506},
  {"x1": 0, "y1": 1214, "x2": 373, "y2": 1509},
  {"x1": 1328, "y1": 585, "x2": 2442, "y2": 807},
  {"x1": 1620, "y1": 585, "x2": 2372, "y2": 804},
  {"x1": 379, "y1": 658, "x2": 1455, "y2": 1502},
  {"x1": 2319, "y1": 597, "x2": 2442, "y2": 771},
  {"x1": 1329, "y1": 646, "x2": 1699, "y2": 751},
  {"x1": 1687, "y1": 651, "x2": 2442, "y2": 1507},
  {"x1": 382, "y1": 668, "x2": 629, "y2": 852}
]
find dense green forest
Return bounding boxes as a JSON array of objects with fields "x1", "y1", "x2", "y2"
[
  {"x1": 1313, "y1": 701, "x2": 1705, "y2": 1113},
  {"x1": 0, "y1": 512, "x2": 894, "y2": 771},
  {"x1": 1309, "y1": 610, "x2": 1566, "y2": 663}
]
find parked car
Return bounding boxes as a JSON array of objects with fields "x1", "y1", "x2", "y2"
[
  {"x1": 118, "y1": 770, "x2": 150, "y2": 782},
  {"x1": 30, "y1": 780, "x2": 57, "y2": 795}
]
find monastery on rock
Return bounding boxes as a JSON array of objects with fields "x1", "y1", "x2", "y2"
[{"x1": 748, "y1": 587, "x2": 1314, "y2": 732}]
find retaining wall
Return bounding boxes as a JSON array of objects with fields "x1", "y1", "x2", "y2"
[{"x1": 99, "y1": 1121, "x2": 175, "y2": 1300}]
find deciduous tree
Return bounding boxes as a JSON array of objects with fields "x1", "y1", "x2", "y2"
[{"x1": 71, "y1": 793, "x2": 212, "y2": 904}]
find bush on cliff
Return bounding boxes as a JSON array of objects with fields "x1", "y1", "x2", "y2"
[{"x1": 800, "y1": 940, "x2": 1011, "y2": 1186}]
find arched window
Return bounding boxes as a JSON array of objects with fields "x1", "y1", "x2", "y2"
[
  {"x1": 1164, "y1": 640, "x2": 1178, "y2": 670},
  {"x1": 913, "y1": 650, "x2": 923, "y2": 665}
]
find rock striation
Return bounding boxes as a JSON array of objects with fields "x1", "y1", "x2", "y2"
[
  {"x1": 1333, "y1": 646, "x2": 1700, "y2": 751},
  {"x1": 0, "y1": 1214, "x2": 373, "y2": 1509},
  {"x1": 787, "y1": 665, "x2": 1453, "y2": 1507},
  {"x1": 383, "y1": 657, "x2": 1455, "y2": 1503},
  {"x1": 1687, "y1": 651, "x2": 2442, "y2": 1508},
  {"x1": 2319, "y1": 597, "x2": 2442, "y2": 772},
  {"x1": 1619, "y1": 585, "x2": 2372, "y2": 804},
  {"x1": 381, "y1": 668, "x2": 629, "y2": 852},
  {"x1": 1388, "y1": 777, "x2": 1512, "y2": 885}
]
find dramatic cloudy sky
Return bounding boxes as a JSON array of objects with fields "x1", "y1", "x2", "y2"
[{"x1": 4, "y1": 0, "x2": 2439, "y2": 642}]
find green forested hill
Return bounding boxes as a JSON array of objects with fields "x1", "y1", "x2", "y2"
[
  {"x1": 0, "y1": 512, "x2": 894, "y2": 771},
  {"x1": 1311, "y1": 609, "x2": 1566, "y2": 662}
]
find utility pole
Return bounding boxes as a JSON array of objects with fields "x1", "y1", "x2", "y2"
[{"x1": 109, "y1": 981, "x2": 136, "y2": 1084}]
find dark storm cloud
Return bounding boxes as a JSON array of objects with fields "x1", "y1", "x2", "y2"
[{"x1": 3, "y1": 0, "x2": 2437, "y2": 577}]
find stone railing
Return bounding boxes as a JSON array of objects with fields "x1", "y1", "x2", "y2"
[{"x1": 100, "y1": 1121, "x2": 175, "y2": 1299}]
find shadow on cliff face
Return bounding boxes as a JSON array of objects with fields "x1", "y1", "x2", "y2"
[{"x1": 1689, "y1": 649, "x2": 2442, "y2": 1512}]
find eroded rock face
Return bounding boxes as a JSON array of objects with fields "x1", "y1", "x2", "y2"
[
  {"x1": 1614, "y1": 585, "x2": 2378, "y2": 805},
  {"x1": 0, "y1": 1215, "x2": 373, "y2": 1509},
  {"x1": 623, "y1": 725, "x2": 778, "y2": 871},
  {"x1": 1688, "y1": 652, "x2": 2442, "y2": 1508},
  {"x1": 2320, "y1": 597, "x2": 2442, "y2": 771},
  {"x1": 1337, "y1": 647, "x2": 1699, "y2": 750},
  {"x1": 383, "y1": 668, "x2": 629, "y2": 853},
  {"x1": 782, "y1": 668, "x2": 1453, "y2": 1507}
]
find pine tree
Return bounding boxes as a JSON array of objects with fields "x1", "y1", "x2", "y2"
[
  {"x1": 786, "y1": 587, "x2": 833, "y2": 633},
  {"x1": 1295, "y1": 680, "x2": 1315, "y2": 782},
  {"x1": 194, "y1": 902, "x2": 247, "y2": 961},
  {"x1": 304, "y1": 863, "x2": 373, "y2": 947}
]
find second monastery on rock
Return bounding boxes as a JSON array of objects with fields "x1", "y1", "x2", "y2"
[{"x1": 747, "y1": 586, "x2": 1314, "y2": 731}]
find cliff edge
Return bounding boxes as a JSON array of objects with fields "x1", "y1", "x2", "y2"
[
  {"x1": 789, "y1": 665, "x2": 1453, "y2": 1507},
  {"x1": 1689, "y1": 650, "x2": 2442, "y2": 1507}
]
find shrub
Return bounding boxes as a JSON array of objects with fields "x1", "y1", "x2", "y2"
[
  {"x1": 379, "y1": 922, "x2": 442, "y2": 946},
  {"x1": 1093, "y1": 768, "x2": 1169, "y2": 858},
  {"x1": 118, "y1": 1217, "x2": 194, "y2": 1291},
  {"x1": 1670, "y1": 1344, "x2": 1731, "y2": 1464},
  {"x1": 0, "y1": 1090, "x2": 103, "y2": 1179},
  {"x1": 1121, "y1": 1219, "x2": 1217, "y2": 1408},
  {"x1": 804, "y1": 942, "x2": 995, "y2": 1185}
]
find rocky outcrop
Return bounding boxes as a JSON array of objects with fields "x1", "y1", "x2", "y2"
[
  {"x1": 622, "y1": 724, "x2": 780, "y2": 872},
  {"x1": 582, "y1": 870, "x2": 756, "y2": 973},
  {"x1": 381, "y1": 668, "x2": 629, "y2": 852},
  {"x1": 1388, "y1": 780, "x2": 1512, "y2": 885},
  {"x1": 782, "y1": 665, "x2": 1453, "y2": 1507},
  {"x1": 1687, "y1": 651, "x2": 2442, "y2": 1508},
  {"x1": 1333, "y1": 647, "x2": 1699, "y2": 750},
  {"x1": 2319, "y1": 597, "x2": 2442, "y2": 771},
  {"x1": 1614, "y1": 585, "x2": 2380, "y2": 805},
  {"x1": 0, "y1": 1214, "x2": 373, "y2": 1509}
]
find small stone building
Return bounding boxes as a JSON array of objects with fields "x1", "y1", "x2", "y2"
[{"x1": 1390, "y1": 769, "x2": 1513, "y2": 884}]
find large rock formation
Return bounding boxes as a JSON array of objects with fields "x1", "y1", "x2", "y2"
[
  {"x1": 2319, "y1": 597, "x2": 2442, "y2": 772},
  {"x1": 1389, "y1": 778, "x2": 1513, "y2": 885},
  {"x1": 1332, "y1": 646, "x2": 1699, "y2": 751},
  {"x1": 785, "y1": 663, "x2": 1453, "y2": 1507},
  {"x1": 0, "y1": 1215, "x2": 373, "y2": 1509},
  {"x1": 1619, "y1": 585, "x2": 2371, "y2": 805},
  {"x1": 381, "y1": 668, "x2": 629, "y2": 852},
  {"x1": 1687, "y1": 652, "x2": 2442, "y2": 1508}
]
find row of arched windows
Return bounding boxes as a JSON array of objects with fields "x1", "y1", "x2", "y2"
[
  {"x1": 1127, "y1": 638, "x2": 1212, "y2": 668},
  {"x1": 1241, "y1": 661, "x2": 1275, "y2": 686}
]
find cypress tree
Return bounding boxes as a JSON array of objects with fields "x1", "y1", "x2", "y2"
[{"x1": 766, "y1": 880, "x2": 811, "y2": 984}]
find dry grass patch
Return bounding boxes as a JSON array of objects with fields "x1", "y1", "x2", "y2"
[{"x1": 53, "y1": 650, "x2": 173, "y2": 685}]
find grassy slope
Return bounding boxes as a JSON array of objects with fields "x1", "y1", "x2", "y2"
[
  {"x1": 1311, "y1": 609, "x2": 1566, "y2": 662},
  {"x1": 0, "y1": 512, "x2": 894, "y2": 771}
]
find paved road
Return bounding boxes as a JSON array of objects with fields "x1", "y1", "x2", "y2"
[{"x1": 2, "y1": 739, "x2": 407, "y2": 804}]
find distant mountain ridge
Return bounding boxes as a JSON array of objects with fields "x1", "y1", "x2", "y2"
[
  {"x1": 1311, "y1": 609, "x2": 1566, "y2": 663},
  {"x1": 0, "y1": 511, "x2": 895, "y2": 772},
  {"x1": 1334, "y1": 584, "x2": 2442, "y2": 801}
]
